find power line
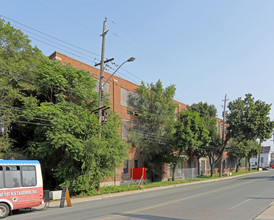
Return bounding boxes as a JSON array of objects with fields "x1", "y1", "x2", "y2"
[
  {"x1": 27, "y1": 35, "x2": 94, "y2": 63},
  {"x1": 0, "y1": 70, "x2": 94, "y2": 98},
  {"x1": 13, "y1": 120, "x2": 49, "y2": 126},
  {"x1": 11, "y1": 24, "x2": 96, "y2": 60},
  {"x1": 0, "y1": 106, "x2": 51, "y2": 122},
  {"x1": 0, "y1": 14, "x2": 100, "y2": 57},
  {"x1": 1, "y1": 14, "x2": 143, "y2": 87}
]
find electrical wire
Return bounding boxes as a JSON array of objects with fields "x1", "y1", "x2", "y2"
[
  {"x1": 27, "y1": 35, "x2": 93, "y2": 63},
  {"x1": 0, "y1": 16, "x2": 142, "y2": 86},
  {"x1": 0, "y1": 14, "x2": 100, "y2": 57},
  {"x1": 11, "y1": 23, "x2": 96, "y2": 59},
  {"x1": 61, "y1": 1, "x2": 225, "y2": 99}
]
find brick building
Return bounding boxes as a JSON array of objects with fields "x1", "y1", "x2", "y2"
[{"x1": 49, "y1": 51, "x2": 227, "y2": 184}]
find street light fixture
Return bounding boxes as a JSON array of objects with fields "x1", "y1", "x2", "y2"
[
  {"x1": 102, "y1": 57, "x2": 135, "y2": 88},
  {"x1": 98, "y1": 57, "x2": 135, "y2": 135}
]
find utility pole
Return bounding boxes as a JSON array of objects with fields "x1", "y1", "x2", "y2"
[
  {"x1": 219, "y1": 94, "x2": 227, "y2": 177},
  {"x1": 98, "y1": 17, "x2": 108, "y2": 139}
]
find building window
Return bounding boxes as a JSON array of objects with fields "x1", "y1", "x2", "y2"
[
  {"x1": 95, "y1": 79, "x2": 109, "y2": 94},
  {"x1": 134, "y1": 160, "x2": 138, "y2": 168},
  {"x1": 121, "y1": 121, "x2": 130, "y2": 140},
  {"x1": 121, "y1": 88, "x2": 138, "y2": 108},
  {"x1": 123, "y1": 160, "x2": 129, "y2": 174}
]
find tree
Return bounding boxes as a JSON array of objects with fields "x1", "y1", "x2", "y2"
[
  {"x1": 245, "y1": 140, "x2": 260, "y2": 171},
  {"x1": 130, "y1": 80, "x2": 177, "y2": 181},
  {"x1": 189, "y1": 102, "x2": 221, "y2": 177},
  {"x1": 25, "y1": 60, "x2": 128, "y2": 194},
  {"x1": 171, "y1": 110, "x2": 210, "y2": 181},
  {"x1": 227, "y1": 139, "x2": 259, "y2": 172},
  {"x1": 226, "y1": 93, "x2": 274, "y2": 169},
  {"x1": 0, "y1": 20, "x2": 129, "y2": 194},
  {"x1": 0, "y1": 18, "x2": 43, "y2": 156}
]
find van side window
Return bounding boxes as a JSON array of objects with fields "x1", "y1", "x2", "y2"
[
  {"x1": 5, "y1": 166, "x2": 21, "y2": 188},
  {"x1": 0, "y1": 166, "x2": 3, "y2": 188},
  {"x1": 22, "y1": 166, "x2": 36, "y2": 186}
]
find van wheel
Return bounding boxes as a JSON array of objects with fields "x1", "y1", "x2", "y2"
[{"x1": 0, "y1": 203, "x2": 10, "y2": 218}]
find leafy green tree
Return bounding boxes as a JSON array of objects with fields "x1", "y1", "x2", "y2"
[
  {"x1": 25, "y1": 60, "x2": 128, "y2": 193},
  {"x1": 189, "y1": 102, "x2": 221, "y2": 177},
  {"x1": 130, "y1": 80, "x2": 177, "y2": 181},
  {"x1": 171, "y1": 110, "x2": 210, "y2": 181},
  {"x1": 227, "y1": 139, "x2": 259, "y2": 172},
  {"x1": 0, "y1": 18, "x2": 43, "y2": 155},
  {"x1": 227, "y1": 93, "x2": 274, "y2": 169},
  {"x1": 0, "y1": 20, "x2": 129, "y2": 194},
  {"x1": 245, "y1": 141, "x2": 260, "y2": 171}
]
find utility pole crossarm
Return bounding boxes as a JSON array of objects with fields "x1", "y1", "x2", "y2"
[{"x1": 102, "y1": 57, "x2": 135, "y2": 88}]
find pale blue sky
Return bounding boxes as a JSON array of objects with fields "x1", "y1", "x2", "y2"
[{"x1": 1, "y1": 0, "x2": 274, "y2": 146}]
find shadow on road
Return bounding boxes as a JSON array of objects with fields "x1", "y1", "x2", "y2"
[
  {"x1": 246, "y1": 196, "x2": 274, "y2": 200},
  {"x1": 238, "y1": 175, "x2": 274, "y2": 181},
  {"x1": 112, "y1": 213, "x2": 191, "y2": 220}
]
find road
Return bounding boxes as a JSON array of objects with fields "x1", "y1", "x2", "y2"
[{"x1": 8, "y1": 170, "x2": 274, "y2": 220}]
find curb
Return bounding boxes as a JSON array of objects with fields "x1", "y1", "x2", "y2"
[
  {"x1": 45, "y1": 171, "x2": 260, "y2": 208},
  {"x1": 254, "y1": 203, "x2": 274, "y2": 220}
]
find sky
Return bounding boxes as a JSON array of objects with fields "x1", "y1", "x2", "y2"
[{"x1": 1, "y1": 0, "x2": 274, "y2": 147}]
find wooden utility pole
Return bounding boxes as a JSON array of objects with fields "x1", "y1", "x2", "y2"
[
  {"x1": 98, "y1": 17, "x2": 108, "y2": 139},
  {"x1": 219, "y1": 94, "x2": 227, "y2": 177}
]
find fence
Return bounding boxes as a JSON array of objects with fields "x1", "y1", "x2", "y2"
[{"x1": 168, "y1": 167, "x2": 198, "y2": 180}]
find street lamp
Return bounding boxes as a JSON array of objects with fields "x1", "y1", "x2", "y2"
[
  {"x1": 102, "y1": 57, "x2": 135, "y2": 88},
  {"x1": 98, "y1": 57, "x2": 135, "y2": 136}
]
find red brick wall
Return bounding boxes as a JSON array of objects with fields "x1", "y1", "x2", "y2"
[{"x1": 49, "y1": 51, "x2": 225, "y2": 182}]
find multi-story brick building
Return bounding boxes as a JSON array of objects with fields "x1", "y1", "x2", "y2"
[{"x1": 49, "y1": 51, "x2": 227, "y2": 184}]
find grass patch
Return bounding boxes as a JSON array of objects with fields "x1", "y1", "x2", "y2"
[{"x1": 73, "y1": 170, "x2": 259, "y2": 198}]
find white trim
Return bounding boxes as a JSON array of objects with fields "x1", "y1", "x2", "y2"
[{"x1": 0, "y1": 199, "x2": 13, "y2": 210}]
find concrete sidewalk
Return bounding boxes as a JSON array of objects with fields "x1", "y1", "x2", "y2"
[{"x1": 254, "y1": 203, "x2": 274, "y2": 220}]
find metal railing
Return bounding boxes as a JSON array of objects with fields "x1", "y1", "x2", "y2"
[{"x1": 168, "y1": 167, "x2": 198, "y2": 180}]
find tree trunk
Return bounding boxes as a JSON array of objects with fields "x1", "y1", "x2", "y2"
[
  {"x1": 236, "y1": 158, "x2": 240, "y2": 172},
  {"x1": 197, "y1": 157, "x2": 200, "y2": 177},
  {"x1": 218, "y1": 156, "x2": 223, "y2": 177},
  {"x1": 172, "y1": 163, "x2": 176, "y2": 181},
  {"x1": 209, "y1": 157, "x2": 214, "y2": 177}
]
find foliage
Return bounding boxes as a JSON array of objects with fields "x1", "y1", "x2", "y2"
[
  {"x1": 0, "y1": 19, "x2": 129, "y2": 193},
  {"x1": 24, "y1": 60, "x2": 128, "y2": 193},
  {"x1": 130, "y1": 80, "x2": 177, "y2": 181},
  {"x1": 227, "y1": 93, "x2": 274, "y2": 142},
  {"x1": 227, "y1": 139, "x2": 259, "y2": 172},
  {"x1": 189, "y1": 102, "x2": 217, "y2": 118},
  {"x1": 73, "y1": 170, "x2": 258, "y2": 197},
  {"x1": 226, "y1": 93, "x2": 274, "y2": 171},
  {"x1": 0, "y1": 18, "x2": 43, "y2": 155},
  {"x1": 189, "y1": 102, "x2": 221, "y2": 176},
  {"x1": 171, "y1": 110, "x2": 210, "y2": 180}
]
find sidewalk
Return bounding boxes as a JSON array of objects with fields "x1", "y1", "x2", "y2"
[{"x1": 254, "y1": 203, "x2": 274, "y2": 220}]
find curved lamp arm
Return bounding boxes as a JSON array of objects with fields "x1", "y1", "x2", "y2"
[{"x1": 102, "y1": 57, "x2": 135, "y2": 88}]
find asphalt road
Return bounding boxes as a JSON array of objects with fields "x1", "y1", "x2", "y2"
[{"x1": 8, "y1": 170, "x2": 274, "y2": 220}]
